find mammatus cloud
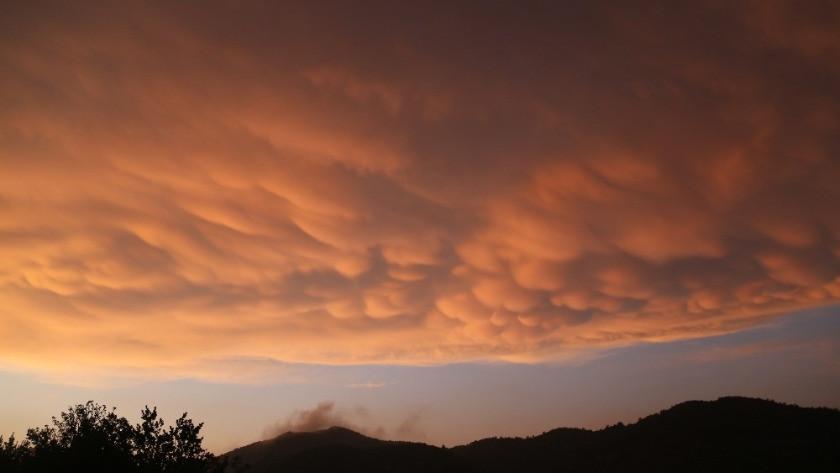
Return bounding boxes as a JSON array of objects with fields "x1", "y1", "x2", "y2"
[{"x1": 0, "y1": 1, "x2": 838, "y2": 381}]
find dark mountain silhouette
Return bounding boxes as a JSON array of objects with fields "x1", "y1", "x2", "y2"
[
  {"x1": 453, "y1": 397, "x2": 840, "y2": 472},
  {"x1": 225, "y1": 397, "x2": 839, "y2": 473},
  {"x1": 226, "y1": 427, "x2": 381, "y2": 466},
  {"x1": 225, "y1": 426, "x2": 477, "y2": 472}
]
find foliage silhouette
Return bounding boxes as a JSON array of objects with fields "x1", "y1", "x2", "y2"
[{"x1": 0, "y1": 401, "x2": 245, "y2": 473}]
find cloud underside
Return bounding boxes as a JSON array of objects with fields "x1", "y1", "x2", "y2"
[{"x1": 1, "y1": 1, "x2": 839, "y2": 381}]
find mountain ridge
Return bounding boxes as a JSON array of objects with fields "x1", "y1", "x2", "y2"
[{"x1": 225, "y1": 397, "x2": 840, "y2": 472}]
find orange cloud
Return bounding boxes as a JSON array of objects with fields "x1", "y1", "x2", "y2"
[{"x1": 0, "y1": 1, "x2": 838, "y2": 383}]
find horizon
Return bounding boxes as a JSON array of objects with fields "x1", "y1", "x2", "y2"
[
  {"x1": 3, "y1": 305, "x2": 837, "y2": 453},
  {"x1": 233, "y1": 394, "x2": 840, "y2": 445},
  {"x1": 1, "y1": 0, "x2": 839, "y2": 455}
]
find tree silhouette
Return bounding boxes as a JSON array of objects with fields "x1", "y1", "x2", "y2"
[
  {"x1": 0, "y1": 401, "x2": 245, "y2": 473},
  {"x1": 0, "y1": 434, "x2": 26, "y2": 471}
]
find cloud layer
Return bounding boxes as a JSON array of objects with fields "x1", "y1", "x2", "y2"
[{"x1": 1, "y1": 1, "x2": 838, "y2": 380}]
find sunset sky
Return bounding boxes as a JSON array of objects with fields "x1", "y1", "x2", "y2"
[{"x1": 1, "y1": 0, "x2": 839, "y2": 453}]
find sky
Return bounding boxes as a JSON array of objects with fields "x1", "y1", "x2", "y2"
[{"x1": 1, "y1": 0, "x2": 839, "y2": 454}]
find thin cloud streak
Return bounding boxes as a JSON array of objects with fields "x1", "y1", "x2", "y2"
[{"x1": 0, "y1": 1, "x2": 838, "y2": 381}]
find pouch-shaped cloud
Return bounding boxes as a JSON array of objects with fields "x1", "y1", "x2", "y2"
[{"x1": 0, "y1": 0, "x2": 838, "y2": 381}]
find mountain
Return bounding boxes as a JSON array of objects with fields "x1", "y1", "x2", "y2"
[
  {"x1": 453, "y1": 397, "x2": 840, "y2": 472},
  {"x1": 224, "y1": 397, "x2": 840, "y2": 472},
  {"x1": 224, "y1": 426, "x2": 477, "y2": 473}
]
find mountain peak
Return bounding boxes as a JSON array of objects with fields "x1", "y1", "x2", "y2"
[
  {"x1": 225, "y1": 397, "x2": 840, "y2": 473},
  {"x1": 273, "y1": 425, "x2": 369, "y2": 439}
]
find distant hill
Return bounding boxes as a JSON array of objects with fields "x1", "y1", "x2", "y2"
[
  {"x1": 225, "y1": 426, "x2": 476, "y2": 473},
  {"x1": 224, "y1": 397, "x2": 840, "y2": 472}
]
